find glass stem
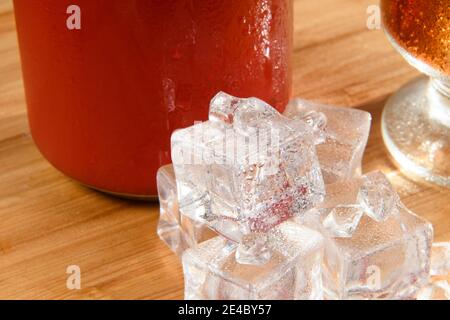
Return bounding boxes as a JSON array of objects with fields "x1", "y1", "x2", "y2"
[{"x1": 428, "y1": 78, "x2": 450, "y2": 127}]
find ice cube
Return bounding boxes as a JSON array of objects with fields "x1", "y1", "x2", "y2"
[
  {"x1": 336, "y1": 205, "x2": 432, "y2": 299},
  {"x1": 209, "y1": 92, "x2": 278, "y2": 126},
  {"x1": 320, "y1": 178, "x2": 361, "y2": 209},
  {"x1": 358, "y1": 171, "x2": 399, "y2": 222},
  {"x1": 171, "y1": 92, "x2": 325, "y2": 242},
  {"x1": 416, "y1": 280, "x2": 450, "y2": 300},
  {"x1": 302, "y1": 172, "x2": 433, "y2": 300},
  {"x1": 235, "y1": 233, "x2": 272, "y2": 265},
  {"x1": 296, "y1": 110, "x2": 328, "y2": 144},
  {"x1": 157, "y1": 165, "x2": 216, "y2": 256},
  {"x1": 430, "y1": 242, "x2": 450, "y2": 276},
  {"x1": 171, "y1": 121, "x2": 222, "y2": 221},
  {"x1": 316, "y1": 171, "x2": 399, "y2": 238},
  {"x1": 182, "y1": 221, "x2": 324, "y2": 300},
  {"x1": 284, "y1": 99, "x2": 371, "y2": 184},
  {"x1": 322, "y1": 205, "x2": 364, "y2": 238}
]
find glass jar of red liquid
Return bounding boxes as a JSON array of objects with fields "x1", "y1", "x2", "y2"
[{"x1": 14, "y1": 0, "x2": 293, "y2": 199}]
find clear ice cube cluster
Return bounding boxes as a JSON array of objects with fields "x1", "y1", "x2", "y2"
[
  {"x1": 171, "y1": 92, "x2": 325, "y2": 242},
  {"x1": 156, "y1": 92, "x2": 448, "y2": 300}
]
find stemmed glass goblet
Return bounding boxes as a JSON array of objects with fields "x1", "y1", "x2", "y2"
[{"x1": 381, "y1": 0, "x2": 450, "y2": 186}]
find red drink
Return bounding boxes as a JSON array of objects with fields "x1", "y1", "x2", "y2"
[{"x1": 13, "y1": 0, "x2": 293, "y2": 197}]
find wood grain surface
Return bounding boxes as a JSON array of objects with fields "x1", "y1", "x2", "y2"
[{"x1": 0, "y1": 0, "x2": 448, "y2": 300}]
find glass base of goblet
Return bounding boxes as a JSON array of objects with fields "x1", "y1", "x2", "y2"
[{"x1": 382, "y1": 76, "x2": 450, "y2": 187}]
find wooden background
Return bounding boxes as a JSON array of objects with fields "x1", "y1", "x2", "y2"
[{"x1": 0, "y1": 0, "x2": 448, "y2": 299}]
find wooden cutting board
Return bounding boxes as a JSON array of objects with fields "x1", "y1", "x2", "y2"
[{"x1": 0, "y1": 0, "x2": 448, "y2": 299}]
